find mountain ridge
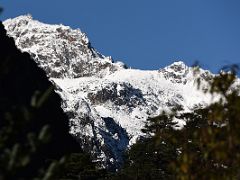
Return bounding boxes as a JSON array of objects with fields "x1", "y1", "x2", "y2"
[
  {"x1": 3, "y1": 15, "x2": 126, "y2": 79},
  {"x1": 3, "y1": 15, "x2": 217, "y2": 170}
]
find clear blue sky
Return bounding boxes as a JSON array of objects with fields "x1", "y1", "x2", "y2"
[{"x1": 1, "y1": 0, "x2": 240, "y2": 72}]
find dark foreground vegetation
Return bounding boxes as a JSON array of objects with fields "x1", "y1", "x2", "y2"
[{"x1": 1, "y1": 16, "x2": 240, "y2": 179}]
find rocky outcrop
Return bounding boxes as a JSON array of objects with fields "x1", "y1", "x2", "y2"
[{"x1": 3, "y1": 15, "x2": 125, "y2": 78}]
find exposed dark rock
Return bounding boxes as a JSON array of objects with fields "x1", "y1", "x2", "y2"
[{"x1": 87, "y1": 82, "x2": 146, "y2": 107}]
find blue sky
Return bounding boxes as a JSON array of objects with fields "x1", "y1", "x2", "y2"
[{"x1": 1, "y1": 0, "x2": 240, "y2": 72}]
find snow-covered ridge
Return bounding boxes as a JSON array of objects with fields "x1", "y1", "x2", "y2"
[
  {"x1": 3, "y1": 15, "x2": 125, "y2": 78},
  {"x1": 3, "y1": 15, "x2": 216, "y2": 170}
]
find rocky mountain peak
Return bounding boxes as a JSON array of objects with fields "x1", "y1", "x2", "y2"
[
  {"x1": 3, "y1": 15, "x2": 125, "y2": 79},
  {"x1": 158, "y1": 61, "x2": 190, "y2": 84},
  {"x1": 3, "y1": 15, "x2": 217, "y2": 170},
  {"x1": 167, "y1": 61, "x2": 188, "y2": 71}
]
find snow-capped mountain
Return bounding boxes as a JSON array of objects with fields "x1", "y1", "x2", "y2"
[
  {"x1": 3, "y1": 15, "x2": 215, "y2": 170},
  {"x1": 3, "y1": 15, "x2": 125, "y2": 79}
]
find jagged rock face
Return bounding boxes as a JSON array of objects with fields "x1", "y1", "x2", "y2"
[
  {"x1": 3, "y1": 15, "x2": 216, "y2": 170},
  {"x1": 3, "y1": 15, "x2": 125, "y2": 78},
  {"x1": 87, "y1": 82, "x2": 146, "y2": 107},
  {"x1": 159, "y1": 61, "x2": 190, "y2": 84}
]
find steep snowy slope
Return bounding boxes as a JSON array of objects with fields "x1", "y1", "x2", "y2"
[
  {"x1": 53, "y1": 64, "x2": 213, "y2": 138},
  {"x1": 3, "y1": 15, "x2": 217, "y2": 170}
]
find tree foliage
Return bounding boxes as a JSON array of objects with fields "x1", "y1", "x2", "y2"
[
  {"x1": 174, "y1": 67, "x2": 240, "y2": 179},
  {"x1": 110, "y1": 112, "x2": 179, "y2": 179}
]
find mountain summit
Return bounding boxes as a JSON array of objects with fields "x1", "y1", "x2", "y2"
[
  {"x1": 3, "y1": 15, "x2": 125, "y2": 78},
  {"x1": 3, "y1": 15, "x2": 214, "y2": 170}
]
